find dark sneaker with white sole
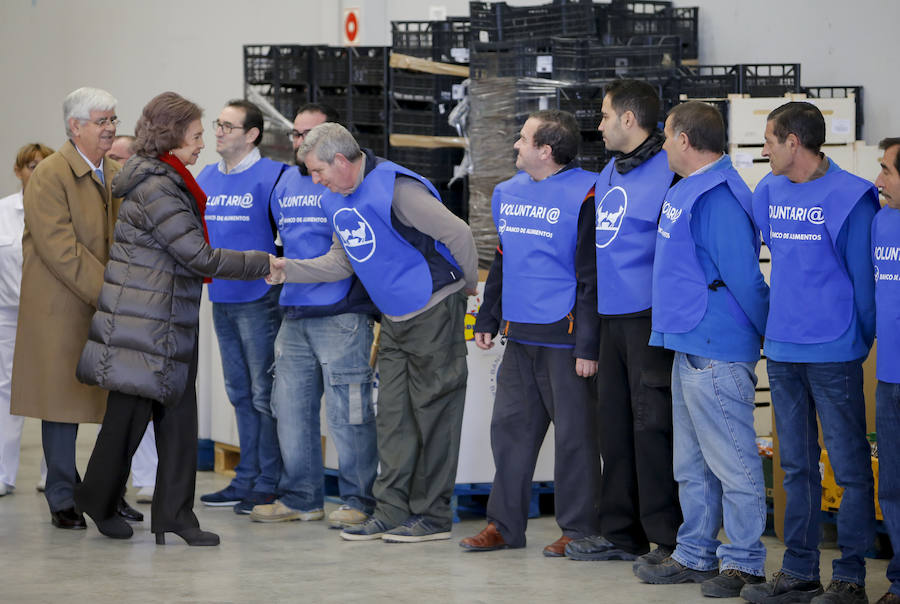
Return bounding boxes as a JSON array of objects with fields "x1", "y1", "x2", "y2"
[
  {"x1": 382, "y1": 515, "x2": 451, "y2": 543},
  {"x1": 700, "y1": 568, "x2": 765, "y2": 598},
  {"x1": 340, "y1": 517, "x2": 394, "y2": 541},
  {"x1": 633, "y1": 556, "x2": 717, "y2": 584}
]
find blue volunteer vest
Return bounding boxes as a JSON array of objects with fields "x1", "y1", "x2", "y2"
[
  {"x1": 594, "y1": 151, "x2": 674, "y2": 314},
  {"x1": 873, "y1": 206, "x2": 900, "y2": 382},
  {"x1": 652, "y1": 162, "x2": 757, "y2": 334},
  {"x1": 752, "y1": 164, "x2": 879, "y2": 344},
  {"x1": 319, "y1": 161, "x2": 462, "y2": 316},
  {"x1": 492, "y1": 168, "x2": 597, "y2": 324},
  {"x1": 271, "y1": 168, "x2": 353, "y2": 307},
  {"x1": 197, "y1": 157, "x2": 284, "y2": 303}
]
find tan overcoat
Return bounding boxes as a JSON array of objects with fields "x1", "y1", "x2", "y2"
[{"x1": 10, "y1": 140, "x2": 121, "y2": 423}]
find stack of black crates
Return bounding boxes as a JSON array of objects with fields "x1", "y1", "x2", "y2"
[
  {"x1": 243, "y1": 44, "x2": 390, "y2": 163},
  {"x1": 389, "y1": 18, "x2": 472, "y2": 219}
]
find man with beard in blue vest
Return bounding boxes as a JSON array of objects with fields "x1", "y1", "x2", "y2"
[
  {"x1": 268, "y1": 122, "x2": 478, "y2": 543},
  {"x1": 457, "y1": 110, "x2": 602, "y2": 556},
  {"x1": 741, "y1": 102, "x2": 879, "y2": 604},
  {"x1": 631, "y1": 101, "x2": 769, "y2": 599},
  {"x1": 196, "y1": 100, "x2": 287, "y2": 515},
  {"x1": 250, "y1": 104, "x2": 379, "y2": 529},
  {"x1": 872, "y1": 137, "x2": 900, "y2": 604},
  {"x1": 566, "y1": 79, "x2": 682, "y2": 564}
]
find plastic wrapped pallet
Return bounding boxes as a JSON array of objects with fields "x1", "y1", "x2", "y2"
[{"x1": 467, "y1": 76, "x2": 571, "y2": 266}]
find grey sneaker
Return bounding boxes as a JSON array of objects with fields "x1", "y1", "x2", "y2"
[
  {"x1": 565, "y1": 535, "x2": 640, "y2": 561},
  {"x1": 810, "y1": 580, "x2": 869, "y2": 603},
  {"x1": 382, "y1": 515, "x2": 451, "y2": 543},
  {"x1": 340, "y1": 517, "x2": 394, "y2": 541},
  {"x1": 633, "y1": 545, "x2": 675, "y2": 571},
  {"x1": 701, "y1": 568, "x2": 766, "y2": 598},
  {"x1": 741, "y1": 571, "x2": 824, "y2": 603},
  {"x1": 633, "y1": 556, "x2": 718, "y2": 584}
]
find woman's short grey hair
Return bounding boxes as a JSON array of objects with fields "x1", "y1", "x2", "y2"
[
  {"x1": 298, "y1": 122, "x2": 362, "y2": 164},
  {"x1": 63, "y1": 87, "x2": 117, "y2": 137}
]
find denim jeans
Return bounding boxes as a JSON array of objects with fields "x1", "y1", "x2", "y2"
[
  {"x1": 270, "y1": 313, "x2": 376, "y2": 513},
  {"x1": 768, "y1": 359, "x2": 875, "y2": 585},
  {"x1": 877, "y1": 381, "x2": 900, "y2": 596},
  {"x1": 670, "y1": 352, "x2": 767, "y2": 575},
  {"x1": 212, "y1": 286, "x2": 283, "y2": 494}
]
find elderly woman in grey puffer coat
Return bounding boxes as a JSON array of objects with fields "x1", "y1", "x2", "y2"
[{"x1": 73, "y1": 92, "x2": 272, "y2": 547}]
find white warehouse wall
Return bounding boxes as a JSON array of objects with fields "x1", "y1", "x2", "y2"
[{"x1": 0, "y1": 0, "x2": 897, "y2": 193}]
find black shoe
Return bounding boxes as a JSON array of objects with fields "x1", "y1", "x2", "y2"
[
  {"x1": 116, "y1": 498, "x2": 144, "y2": 522},
  {"x1": 634, "y1": 556, "x2": 718, "y2": 584},
  {"x1": 564, "y1": 535, "x2": 642, "y2": 561},
  {"x1": 876, "y1": 591, "x2": 900, "y2": 603},
  {"x1": 86, "y1": 512, "x2": 134, "y2": 540},
  {"x1": 811, "y1": 579, "x2": 869, "y2": 603},
  {"x1": 155, "y1": 527, "x2": 220, "y2": 546},
  {"x1": 633, "y1": 545, "x2": 675, "y2": 571},
  {"x1": 741, "y1": 571, "x2": 824, "y2": 603},
  {"x1": 50, "y1": 507, "x2": 87, "y2": 530},
  {"x1": 701, "y1": 568, "x2": 765, "y2": 598}
]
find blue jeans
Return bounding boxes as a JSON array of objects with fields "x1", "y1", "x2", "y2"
[
  {"x1": 211, "y1": 287, "x2": 283, "y2": 494},
  {"x1": 270, "y1": 313, "x2": 376, "y2": 513},
  {"x1": 768, "y1": 359, "x2": 875, "y2": 585},
  {"x1": 671, "y1": 352, "x2": 767, "y2": 575},
  {"x1": 877, "y1": 381, "x2": 900, "y2": 596}
]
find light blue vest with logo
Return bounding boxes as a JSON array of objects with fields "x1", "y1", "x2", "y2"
[
  {"x1": 197, "y1": 157, "x2": 284, "y2": 303},
  {"x1": 594, "y1": 151, "x2": 673, "y2": 314},
  {"x1": 492, "y1": 168, "x2": 597, "y2": 324},
  {"x1": 319, "y1": 161, "x2": 461, "y2": 316},
  {"x1": 271, "y1": 167, "x2": 352, "y2": 307},
  {"x1": 653, "y1": 162, "x2": 757, "y2": 333},
  {"x1": 873, "y1": 206, "x2": 900, "y2": 383},
  {"x1": 753, "y1": 165, "x2": 878, "y2": 344}
]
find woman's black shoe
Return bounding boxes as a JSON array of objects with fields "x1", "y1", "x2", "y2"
[{"x1": 154, "y1": 527, "x2": 220, "y2": 546}]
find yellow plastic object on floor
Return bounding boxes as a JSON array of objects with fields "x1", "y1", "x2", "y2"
[{"x1": 820, "y1": 449, "x2": 882, "y2": 521}]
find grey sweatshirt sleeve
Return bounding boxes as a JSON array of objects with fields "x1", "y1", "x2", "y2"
[
  {"x1": 392, "y1": 176, "x2": 479, "y2": 290},
  {"x1": 282, "y1": 233, "x2": 355, "y2": 283}
]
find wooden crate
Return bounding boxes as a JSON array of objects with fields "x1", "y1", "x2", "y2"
[
  {"x1": 214, "y1": 442, "x2": 239, "y2": 477},
  {"x1": 728, "y1": 94, "x2": 856, "y2": 146}
]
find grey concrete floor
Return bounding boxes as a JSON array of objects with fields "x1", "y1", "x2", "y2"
[{"x1": 0, "y1": 418, "x2": 894, "y2": 603}]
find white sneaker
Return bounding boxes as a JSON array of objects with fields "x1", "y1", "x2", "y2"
[
  {"x1": 0, "y1": 483, "x2": 9, "y2": 496},
  {"x1": 35, "y1": 478, "x2": 45, "y2": 492},
  {"x1": 135, "y1": 486, "x2": 154, "y2": 504}
]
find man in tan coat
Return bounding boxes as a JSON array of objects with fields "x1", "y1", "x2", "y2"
[{"x1": 11, "y1": 87, "x2": 122, "y2": 529}]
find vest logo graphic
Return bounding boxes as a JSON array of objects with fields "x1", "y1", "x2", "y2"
[
  {"x1": 498, "y1": 218, "x2": 507, "y2": 235},
  {"x1": 661, "y1": 200, "x2": 682, "y2": 223},
  {"x1": 595, "y1": 186, "x2": 627, "y2": 248},
  {"x1": 333, "y1": 208, "x2": 375, "y2": 262},
  {"x1": 207, "y1": 193, "x2": 254, "y2": 209},
  {"x1": 769, "y1": 204, "x2": 825, "y2": 225}
]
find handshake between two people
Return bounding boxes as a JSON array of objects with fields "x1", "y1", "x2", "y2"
[{"x1": 266, "y1": 254, "x2": 286, "y2": 285}]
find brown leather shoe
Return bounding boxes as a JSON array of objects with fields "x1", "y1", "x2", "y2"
[
  {"x1": 543, "y1": 535, "x2": 572, "y2": 557},
  {"x1": 459, "y1": 523, "x2": 509, "y2": 552}
]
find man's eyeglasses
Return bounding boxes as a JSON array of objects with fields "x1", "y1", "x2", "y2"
[
  {"x1": 91, "y1": 117, "x2": 120, "y2": 128},
  {"x1": 213, "y1": 120, "x2": 246, "y2": 134},
  {"x1": 287, "y1": 129, "x2": 313, "y2": 141}
]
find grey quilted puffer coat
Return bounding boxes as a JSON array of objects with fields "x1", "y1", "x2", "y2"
[{"x1": 77, "y1": 156, "x2": 270, "y2": 406}]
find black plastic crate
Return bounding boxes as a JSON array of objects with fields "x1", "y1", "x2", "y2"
[
  {"x1": 245, "y1": 83, "x2": 311, "y2": 122},
  {"x1": 469, "y1": 0, "x2": 596, "y2": 43},
  {"x1": 275, "y1": 45, "x2": 311, "y2": 85},
  {"x1": 552, "y1": 36, "x2": 680, "y2": 82},
  {"x1": 388, "y1": 146, "x2": 464, "y2": 185},
  {"x1": 610, "y1": 0, "x2": 672, "y2": 12},
  {"x1": 314, "y1": 46, "x2": 350, "y2": 86},
  {"x1": 390, "y1": 99, "x2": 460, "y2": 136},
  {"x1": 470, "y1": 38, "x2": 555, "y2": 79},
  {"x1": 578, "y1": 132, "x2": 614, "y2": 173},
  {"x1": 675, "y1": 64, "x2": 740, "y2": 98},
  {"x1": 353, "y1": 126, "x2": 388, "y2": 157},
  {"x1": 802, "y1": 85, "x2": 863, "y2": 139},
  {"x1": 350, "y1": 46, "x2": 388, "y2": 86},
  {"x1": 391, "y1": 19, "x2": 471, "y2": 64},
  {"x1": 738, "y1": 63, "x2": 801, "y2": 97},
  {"x1": 245, "y1": 45, "x2": 275, "y2": 84},
  {"x1": 313, "y1": 86, "x2": 349, "y2": 118},
  {"x1": 557, "y1": 85, "x2": 604, "y2": 131},
  {"x1": 671, "y1": 7, "x2": 699, "y2": 61},
  {"x1": 391, "y1": 69, "x2": 465, "y2": 103},
  {"x1": 350, "y1": 91, "x2": 387, "y2": 125}
]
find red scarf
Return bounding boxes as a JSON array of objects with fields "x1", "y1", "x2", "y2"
[
  {"x1": 158, "y1": 152, "x2": 212, "y2": 283},
  {"x1": 157, "y1": 152, "x2": 210, "y2": 244}
]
